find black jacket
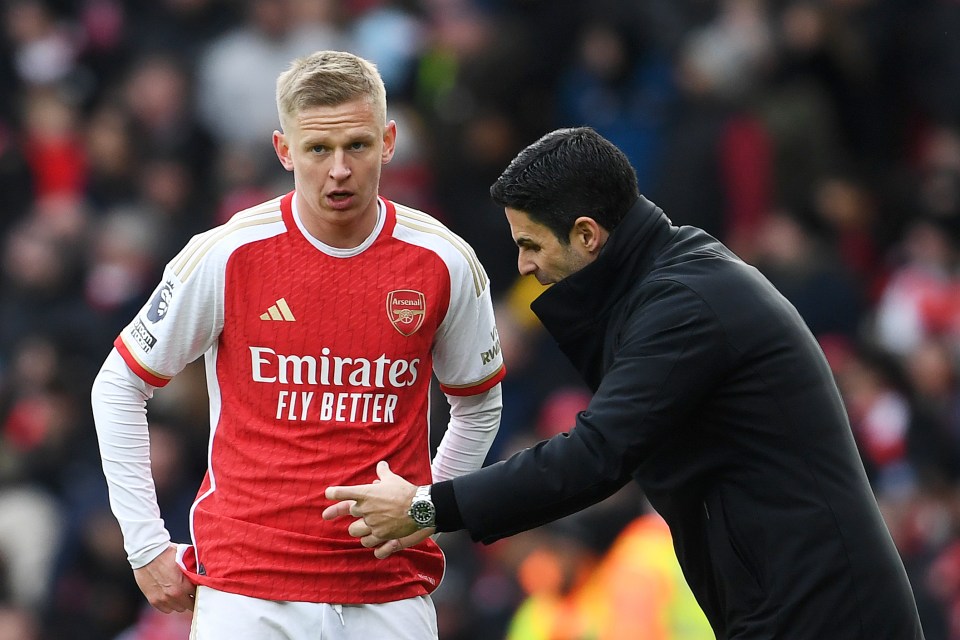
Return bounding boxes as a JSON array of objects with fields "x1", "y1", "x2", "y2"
[{"x1": 434, "y1": 197, "x2": 924, "y2": 639}]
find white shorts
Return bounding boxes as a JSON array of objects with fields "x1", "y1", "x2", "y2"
[{"x1": 189, "y1": 585, "x2": 438, "y2": 640}]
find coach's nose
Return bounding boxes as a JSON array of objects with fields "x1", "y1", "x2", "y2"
[{"x1": 517, "y1": 251, "x2": 536, "y2": 277}]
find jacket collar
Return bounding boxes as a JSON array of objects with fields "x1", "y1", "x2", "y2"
[{"x1": 531, "y1": 196, "x2": 675, "y2": 342}]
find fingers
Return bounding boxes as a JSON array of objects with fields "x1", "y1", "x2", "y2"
[
  {"x1": 325, "y1": 485, "x2": 363, "y2": 502},
  {"x1": 348, "y1": 517, "x2": 373, "y2": 539},
  {"x1": 168, "y1": 592, "x2": 195, "y2": 613},
  {"x1": 326, "y1": 464, "x2": 391, "y2": 500},
  {"x1": 151, "y1": 598, "x2": 176, "y2": 614},
  {"x1": 361, "y1": 533, "x2": 384, "y2": 549},
  {"x1": 348, "y1": 517, "x2": 390, "y2": 550},
  {"x1": 321, "y1": 499, "x2": 356, "y2": 521},
  {"x1": 348, "y1": 519, "x2": 391, "y2": 552},
  {"x1": 375, "y1": 460, "x2": 395, "y2": 481},
  {"x1": 158, "y1": 582, "x2": 196, "y2": 613},
  {"x1": 135, "y1": 547, "x2": 198, "y2": 614},
  {"x1": 172, "y1": 582, "x2": 197, "y2": 612},
  {"x1": 374, "y1": 539, "x2": 404, "y2": 560},
  {"x1": 149, "y1": 583, "x2": 196, "y2": 614},
  {"x1": 373, "y1": 529, "x2": 434, "y2": 560}
]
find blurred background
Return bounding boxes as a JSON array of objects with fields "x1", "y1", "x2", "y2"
[{"x1": 1, "y1": 0, "x2": 960, "y2": 637}]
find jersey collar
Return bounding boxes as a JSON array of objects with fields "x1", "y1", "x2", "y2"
[{"x1": 282, "y1": 191, "x2": 392, "y2": 257}]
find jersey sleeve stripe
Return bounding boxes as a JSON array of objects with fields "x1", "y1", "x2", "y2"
[
  {"x1": 174, "y1": 214, "x2": 283, "y2": 281},
  {"x1": 439, "y1": 364, "x2": 506, "y2": 397},
  {"x1": 115, "y1": 336, "x2": 173, "y2": 387},
  {"x1": 394, "y1": 205, "x2": 487, "y2": 276},
  {"x1": 395, "y1": 214, "x2": 488, "y2": 297}
]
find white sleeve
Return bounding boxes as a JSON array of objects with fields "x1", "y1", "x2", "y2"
[
  {"x1": 431, "y1": 384, "x2": 502, "y2": 482},
  {"x1": 90, "y1": 349, "x2": 171, "y2": 569},
  {"x1": 429, "y1": 238, "x2": 505, "y2": 393}
]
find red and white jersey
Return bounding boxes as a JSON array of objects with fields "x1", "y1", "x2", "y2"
[{"x1": 114, "y1": 192, "x2": 505, "y2": 603}]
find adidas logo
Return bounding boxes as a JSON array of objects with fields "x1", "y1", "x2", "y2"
[{"x1": 260, "y1": 298, "x2": 296, "y2": 322}]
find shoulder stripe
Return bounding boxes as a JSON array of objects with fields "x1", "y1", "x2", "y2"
[
  {"x1": 171, "y1": 198, "x2": 283, "y2": 275},
  {"x1": 171, "y1": 211, "x2": 283, "y2": 281},
  {"x1": 394, "y1": 205, "x2": 487, "y2": 297},
  {"x1": 240, "y1": 198, "x2": 284, "y2": 218}
]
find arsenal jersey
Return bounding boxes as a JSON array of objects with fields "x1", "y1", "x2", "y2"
[{"x1": 114, "y1": 192, "x2": 505, "y2": 603}]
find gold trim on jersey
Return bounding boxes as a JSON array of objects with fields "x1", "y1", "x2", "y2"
[
  {"x1": 440, "y1": 363, "x2": 505, "y2": 390},
  {"x1": 119, "y1": 335, "x2": 173, "y2": 382},
  {"x1": 394, "y1": 204, "x2": 488, "y2": 298},
  {"x1": 171, "y1": 200, "x2": 284, "y2": 281}
]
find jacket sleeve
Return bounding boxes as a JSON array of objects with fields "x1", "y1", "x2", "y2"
[{"x1": 445, "y1": 281, "x2": 728, "y2": 543}]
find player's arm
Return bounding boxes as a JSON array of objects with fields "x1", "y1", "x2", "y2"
[
  {"x1": 91, "y1": 350, "x2": 195, "y2": 612},
  {"x1": 431, "y1": 384, "x2": 503, "y2": 482},
  {"x1": 92, "y1": 234, "x2": 227, "y2": 609},
  {"x1": 429, "y1": 234, "x2": 505, "y2": 482}
]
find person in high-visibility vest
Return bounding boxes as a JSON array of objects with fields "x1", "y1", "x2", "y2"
[{"x1": 508, "y1": 513, "x2": 712, "y2": 640}]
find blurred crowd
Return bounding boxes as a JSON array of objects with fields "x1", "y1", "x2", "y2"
[{"x1": 1, "y1": 0, "x2": 960, "y2": 638}]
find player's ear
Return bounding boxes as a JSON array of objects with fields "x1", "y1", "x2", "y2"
[
  {"x1": 381, "y1": 120, "x2": 397, "y2": 164},
  {"x1": 273, "y1": 130, "x2": 294, "y2": 171}
]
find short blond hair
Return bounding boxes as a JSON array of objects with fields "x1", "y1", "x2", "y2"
[{"x1": 276, "y1": 50, "x2": 387, "y2": 130}]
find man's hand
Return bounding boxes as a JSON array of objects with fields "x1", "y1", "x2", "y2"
[
  {"x1": 324, "y1": 461, "x2": 436, "y2": 559},
  {"x1": 133, "y1": 545, "x2": 196, "y2": 613}
]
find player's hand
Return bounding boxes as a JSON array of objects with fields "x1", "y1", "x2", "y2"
[
  {"x1": 324, "y1": 461, "x2": 422, "y2": 541},
  {"x1": 133, "y1": 545, "x2": 196, "y2": 613}
]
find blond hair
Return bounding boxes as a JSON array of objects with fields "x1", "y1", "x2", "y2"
[{"x1": 276, "y1": 51, "x2": 387, "y2": 130}]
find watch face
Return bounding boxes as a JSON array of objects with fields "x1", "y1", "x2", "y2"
[{"x1": 410, "y1": 500, "x2": 435, "y2": 526}]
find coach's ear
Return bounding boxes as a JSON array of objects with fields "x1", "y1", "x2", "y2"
[
  {"x1": 571, "y1": 216, "x2": 608, "y2": 255},
  {"x1": 273, "y1": 130, "x2": 294, "y2": 172}
]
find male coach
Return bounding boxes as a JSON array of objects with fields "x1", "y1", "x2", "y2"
[{"x1": 325, "y1": 127, "x2": 925, "y2": 639}]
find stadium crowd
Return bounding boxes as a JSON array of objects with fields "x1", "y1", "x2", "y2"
[{"x1": 0, "y1": 0, "x2": 959, "y2": 637}]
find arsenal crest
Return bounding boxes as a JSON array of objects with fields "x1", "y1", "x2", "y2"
[{"x1": 386, "y1": 290, "x2": 426, "y2": 336}]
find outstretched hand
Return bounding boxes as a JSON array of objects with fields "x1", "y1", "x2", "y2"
[{"x1": 324, "y1": 461, "x2": 435, "y2": 559}]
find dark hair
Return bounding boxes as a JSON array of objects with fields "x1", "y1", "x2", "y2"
[{"x1": 489, "y1": 127, "x2": 639, "y2": 243}]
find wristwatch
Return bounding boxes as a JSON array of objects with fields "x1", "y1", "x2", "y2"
[{"x1": 408, "y1": 485, "x2": 436, "y2": 529}]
